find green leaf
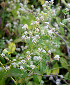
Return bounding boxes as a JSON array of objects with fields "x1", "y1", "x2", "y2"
[
  {"x1": 60, "y1": 27, "x2": 64, "y2": 35},
  {"x1": 64, "y1": 72, "x2": 70, "y2": 80},
  {"x1": 52, "y1": 62, "x2": 59, "y2": 74},
  {"x1": 56, "y1": 17, "x2": 61, "y2": 25},
  {"x1": 0, "y1": 78, "x2": 5, "y2": 85},
  {"x1": 4, "y1": 68, "x2": 22, "y2": 78},
  {"x1": 60, "y1": 57, "x2": 68, "y2": 70},
  {"x1": 14, "y1": 38, "x2": 22, "y2": 43},
  {"x1": 33, "y1": 74, "x2": 39, "y2": 84},
  {"x1": 45, "y1": 66, "x2": 51, "y2": 75}
]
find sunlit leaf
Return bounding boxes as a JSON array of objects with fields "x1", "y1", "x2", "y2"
[
  {"x1": 52, "y1": 62, "x2": 59, "y2": 74},
  {"x1": 8, "y1": 42, "x2": 16, "y2": 53}
]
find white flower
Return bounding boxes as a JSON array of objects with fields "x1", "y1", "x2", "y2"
[
  {"x1": 59, "y1": 75, "x2": 63, "y2": 78},
  {"x1": 48, "y1": 50, "x2": 51, "y2": 55},
  {"x1": 21, "y1": 35, "x2": 25, "y2": 39},
  {"x1": 20, "y1": 66, "x2": 24, "y2": 70},
  {"x1": 42, "y1": 50, "x2": 46, "y2": 53},
  {"x1": 37, "y1": 48, "x2": 42, "y2": 52},
  {"x1": 56, "y1": 79, "x2": 60, "y2": 85},
  {"x1": 26, "y1": 51, "x2": 30, "y2": 55},
  {"x1": 16, "y1": 48, "x2": 21, "y2": 51},
  {"x1": 30, "y1": 65, "x2": 35, "y2": 69},
  {"x1": 41, "y1": 30, "x2": 45, "y2": 35},
  {"x1": 36, "y1": 17, "x2": 39, "y2": 21},
  {"x1": 13, "y1": 59, "x2": 16, "y2": 61},
  {"x1": 26, "y1": 55, "x2": 31, "y2": 60},
  {"x1": 52, "y1": 28, "x2": 55, "y2": 32},
  {"x1": 22, "y1": 24, "x2": 28, "y2": 30},
  {"x1": 40, "y1": 16, "x2": 44, "y2": 21},
  {"x1": 1, "y1": 53, "x2": 5, "y2": 57},
  {"x1": 54, "y1": 55, "x2": 60, "y2": 61},
  {"x1": 6, "y1": 66, "x2": 10, "y2": 70},
  {"x1": 48, "y1": 30, "x2": 53, "y2": 36},
  {"x1": 49, "y1": 76, "x2": 53, "y2": 80},
  {"x1": 33, "y1": 56, "x2": 42, "y2": 61},
  {"x1": 35, "y1": 28, "x2": 39, "y2": 32}
]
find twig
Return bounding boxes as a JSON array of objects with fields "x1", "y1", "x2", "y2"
[
  {"x1": 33, "y1": 73, "x2": 70, "y2": 85},
  {"x1": 48, "y1": 26, "x2": 70, "y2": 57}
]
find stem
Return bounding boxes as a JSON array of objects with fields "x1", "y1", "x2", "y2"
[
  {"x1": 48, "y1": 26, "x2": 70, "y2": 57},
  {"x1": 0, "y1": 61, "x2": 17, "y2": 85}
]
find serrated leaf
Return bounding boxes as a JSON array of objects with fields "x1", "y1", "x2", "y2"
[
  {"x1": 4, "y1": 68, "x2": 22, "y2": 78},
  {"x1": 8, "y1": 42, "x2": 16, "y2": 53},
  {"x1": 52, "y1": 62, "x2": 59, "y2": 74},
  {"x1": 60, "y1": 57, "x2": 68, "y2": 70}
]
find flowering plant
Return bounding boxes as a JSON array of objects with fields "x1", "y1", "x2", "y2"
[{"x1": 0, "y1": 0, "x2": 70, "y2": 85}]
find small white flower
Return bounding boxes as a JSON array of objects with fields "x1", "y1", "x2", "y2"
[
  {"x1": 26, "y1": 51, "x2": 30, "y2": 55},
  {"x1": 40, "y1": 16, "x2": 44, "y2": 21},
  {"x1": 59, "y1": 75, "x2": 63, "y2": 78},
  {"x1": 1, "y1": 53, "x2": 5, "y2": 57},
  {"x1": 13, "y1": 59, "x2": 16, "y2": 61},
  {"x1": 20, "y1": 66, "x2": 24, "y2": 70},
  {"x1": 21, "y1": 35, "x2": 25, "y2": 39},
  {"x1": 37, "y1": 48, "x2": 42, "y2": 52},
  {"x1": 30, "y1": 65, "x2": 35, "y2": 69},
  {"x1": 48, "y1": 50, "x2": 51, "y2": 55},
  {"x1": 26, "y1": 55, "x2": 31, "y2": 60},
  {"x1": 6, "y1": 66, "x2": 10, "y2": 70},
  {"x1": 35, "y1": 28, "x2": 39, "y2": 32},
  {"x1": 41, "y1": 30, "x2": 45, "y2": 35},
  {"x1": 49, "y1": 76, "x2": 53, "y2": 80},
  {"x1": 54, "y1": 55, "x2": 60, "y2": 61},
  {"x1": 42, "y1": 50, "x2": 46, "y2": 53}
]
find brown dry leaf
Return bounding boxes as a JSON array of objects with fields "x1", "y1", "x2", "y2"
[{"x1": 0, "y1": 2, "x2": 7, "y2": 8}]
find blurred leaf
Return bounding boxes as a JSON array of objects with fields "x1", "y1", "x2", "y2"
[
  {"x1": 4, "y1": 68, "x2": 22, "y2": 78},
  {"x1": 39, "y1": 0, "x2": 45, "y2": 5},
  {"x1": 33, "y1": 74, "x2": 39, "y2": 84},
  {"x1": 45, "y1": 66, "x2": 51, "y2": 75},
  {"x1": 52, "y1": 62, "x2": 59, "y2": 74},
  {"x1": 14, "y1": 38, "x2": 22, "y2": 43},
  {"x1": 56, "y1": 17, "x2": 61, "y2": 25},
  {"x1": 60, "y1": 27, "x2": 64, "y2": 35},
  {"x1": 0, "y1": 78, "x2": 5, "y2": 85},
  {"x1": 60, "y1": 57, "x2": 68, "y2": 70},
  {"x1": 8, "y1": 42, "x2": 16, "y2": 53}
]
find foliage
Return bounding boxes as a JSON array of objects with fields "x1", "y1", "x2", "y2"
[{"x1": 0, "y1": 0, "x2": 70, "y2": 85}]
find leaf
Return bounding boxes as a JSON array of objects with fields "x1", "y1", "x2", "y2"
[
  {"x1": 56, "y1": 17, "x2": 61, "y2": 25},
  {"x1": 64, "y1": 72, "x2": 70, "y2": 80},
  {"x1": 0, "y1": 78, "x2": 5, "y2": 85},
  {"x1": 33, "y1": 74, "x2": 39, "y2": 84},
  {"x1": 4, "y1": 68, "x2": 22, "y2": 78},
  {"x1": 45, "y1": 66, "x2": 51, "y2": 75},
  {"x1": 60, "y1": 57, "x2": 68, "y2": 70},
  {"x1": 52, "y1": 62, "x2": 59, "y2": 74},
  {"x1": 39, "y1": 0, "x2": 45, "y2": 5},
  {"x1": 8, "y1": 42, "x2": 16, "y2": 53},
  {"x1": 60, "y1": 27, "x2": 64, "y2": 35},
  {"x1": 14, "y1": 38, "x2": 22, "y2": 43}
]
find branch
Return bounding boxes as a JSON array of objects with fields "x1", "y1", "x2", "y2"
[
  {"x1": 48, "y1": 26, "x2": 70, "y2": 57},
  {"x1": 33, "y1": 73, "x2": 70, "y2": 85}
]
